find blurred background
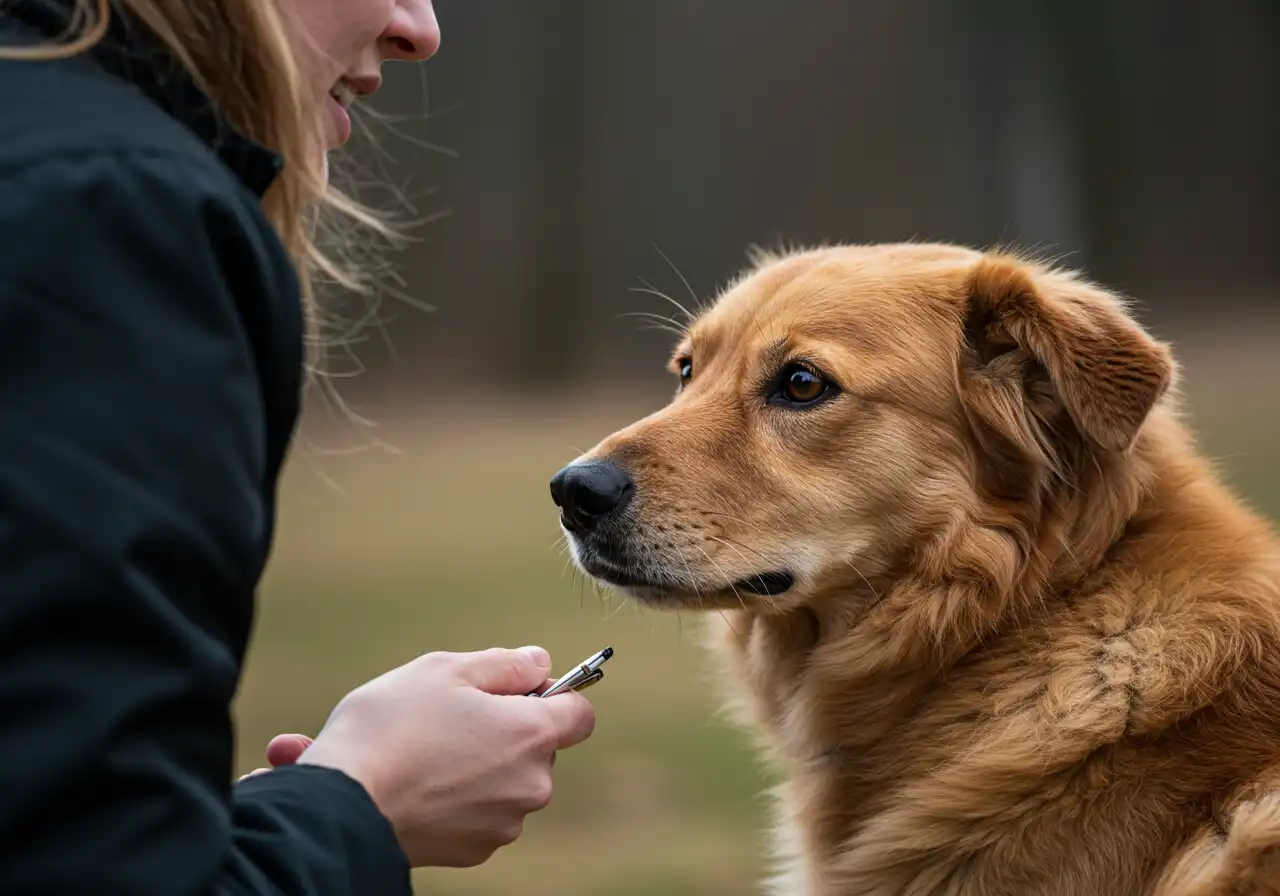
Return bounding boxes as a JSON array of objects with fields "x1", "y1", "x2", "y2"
[{"x1": 233, "y1": 2, "x2": 1280, "y2": 893}]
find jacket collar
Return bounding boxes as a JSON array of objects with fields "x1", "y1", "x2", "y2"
[{"x1": 7, "y1": 0, "x2": 285, "y2": 197}]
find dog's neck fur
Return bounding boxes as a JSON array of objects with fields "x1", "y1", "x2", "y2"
[{"x1": 711, "y1": 406, "x2": 1271, "y2": 870}]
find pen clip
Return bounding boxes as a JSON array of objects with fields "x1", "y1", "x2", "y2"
[{"x1": 571, "y1": 669, "x2": 604, "y2": 693}]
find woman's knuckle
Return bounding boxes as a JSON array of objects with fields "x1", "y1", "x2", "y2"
[
  {"x1": 499, "y1": 766, "x2": 554, "y2": 816},
  {"x1": 525, "y1": 774, "x2": 554, "y2": 811},
  {"x1": 515, "y1": 709, "x2": 554, "y2": 748},
  {"x1": 458, "y1": 844, "x2": 495, "y2": 867},
  {"x1": 413, "y1": 650, "x2": 454, "y2": 674},
  {"x1": 497, "y1": 819, "x2": 525, "y2": 846}
]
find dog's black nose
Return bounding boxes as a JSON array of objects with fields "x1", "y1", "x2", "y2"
[{"x1": 550, "y1": 460, "x2": 635, "y2": 533}]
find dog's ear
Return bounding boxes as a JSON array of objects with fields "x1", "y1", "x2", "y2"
[{"x1": 961, "y1": 255, "x2": 1174, "y2": 454}]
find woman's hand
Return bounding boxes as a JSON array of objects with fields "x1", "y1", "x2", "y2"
[{"x1": 243, "y1": 646, "x2": 595, "y2": 868}]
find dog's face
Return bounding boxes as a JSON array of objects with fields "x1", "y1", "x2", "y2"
[{"x1": 552, "y1": 243, "x2": 1174, "y2": 613}]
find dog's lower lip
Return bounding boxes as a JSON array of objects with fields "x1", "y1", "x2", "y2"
[
  {"x1": 601, "y1": 569, "x2": 665, "y2": 589},
  {"x1": 575, "y1": 548, "x2": 673, "y2": 590},
  {"x1": 736, "y1": 571, "x2": 795, "y2": 596},
  {"x1": 568, "y1": 537, "x2": 794, "y2": 599}
]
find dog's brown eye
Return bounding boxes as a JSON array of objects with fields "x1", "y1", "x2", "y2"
[
  {"x1": 678, "y1": 357, "x2": 693, "y2": 383},
  {"x1": 780, "y1": 365, "x2": 828, "y2": 405}
]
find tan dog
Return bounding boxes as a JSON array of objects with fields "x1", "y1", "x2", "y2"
[{"x1": 550, "y1": 242, "x2": 1280, "y2": 895}]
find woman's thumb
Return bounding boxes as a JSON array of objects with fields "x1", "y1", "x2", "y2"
[
  {"x1": 266, "y1": 733, "x2": 314, "y2": 767},
  {"x1": 458, "y1": 646, "x2": 553, "y2": 695}
]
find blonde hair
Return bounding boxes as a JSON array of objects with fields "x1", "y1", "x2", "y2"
[{"x1": 0, "y1": 0, "x2": 399, "y2": 363}]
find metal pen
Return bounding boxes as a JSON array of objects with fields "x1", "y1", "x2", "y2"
[{"x1": 531, "y1": 646, "x2": 614, "y2": 698}]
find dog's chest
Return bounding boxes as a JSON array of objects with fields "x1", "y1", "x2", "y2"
[
  {"x1": 721, "y1": 618, "x2": 1195, "y2": 895},
  {"x1": 767, "y1": 728, "x2": 1183, "y2": 896}
]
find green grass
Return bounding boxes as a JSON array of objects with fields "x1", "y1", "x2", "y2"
[{"x1": 233, "y1": 384, "x2": 1279, "y2": 895}]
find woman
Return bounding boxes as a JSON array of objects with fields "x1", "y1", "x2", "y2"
[{"x1": 0, "y1": 0, "x2": 596, "y2": 893}]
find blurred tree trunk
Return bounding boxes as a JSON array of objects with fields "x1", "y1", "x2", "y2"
[
  {"x1": 511, "y1": 1, "x2": 592, "y2": 388},
  {"x1": 1042, "y1": 0, "x2": 1144, "y2": 285},
  {"x1": 959, "y1": 0, "x2": 1084, "y2": 255},
  {"x1": 1142, "y1": 0, "x2": 1279, "y2": 298}
]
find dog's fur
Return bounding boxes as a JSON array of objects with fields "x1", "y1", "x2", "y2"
[{"x1": 558, "y1": 242, "x2": 1280, "y2": 894}]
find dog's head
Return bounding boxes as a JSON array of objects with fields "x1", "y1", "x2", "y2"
[{"x1": 553, "y1": 243, "x2": 1175, "y2": 613}]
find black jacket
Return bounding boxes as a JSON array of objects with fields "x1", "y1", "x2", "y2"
[{"x1": 0, "y1": 3, "x2": 411, "y2": 894}]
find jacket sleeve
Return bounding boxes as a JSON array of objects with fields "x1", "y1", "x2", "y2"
[{"x1": 0, "y1": 148, "x2": 411, "y2": 896}]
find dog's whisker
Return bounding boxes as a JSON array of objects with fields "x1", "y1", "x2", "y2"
[
  {"x1": 619, "y1": 310, "x2": 689, "y2": 337},
  {"x1": 602, "y1": 593, "x2": 632, "y2": 622},
  {"x1": 706, "y1": 535, "x2": 763, "y2": 575},
  {"x1": 635, "y1": 322, "x2": 690, "y2": 338},
  {"x1": 649, "y1": 246, "x2": 702, "y2": 319},
  {"x1": 672, "y1": 550, "x2": 701, "y2": 594},
  {"x1": 705, "y1": 535, "x2": 785, "y2": 613},
  {"x1": 634, "y1": 276, "x2": 696, "y2": 324},
  {"x1": 669, "y1": 547, "x2": 710, "y2": 615},
  {"x1": 620, "y1": 304, "x2": 688, "y2": 331},
  {"x1": 844, "y1": 557, "x2": 882, "y2": 603},
  {"x1": 717, "y1": 609, "x2": 750, "y2": 645},
  {"x1": 708, "y1": 533, "x2": 771, "y2": 564},
  {"x1": 693, "y1": 508, "x2": 755, "y2": 528},
  {"x1": 693, "y1": 543, "x2": 749, "y2": 614}
]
